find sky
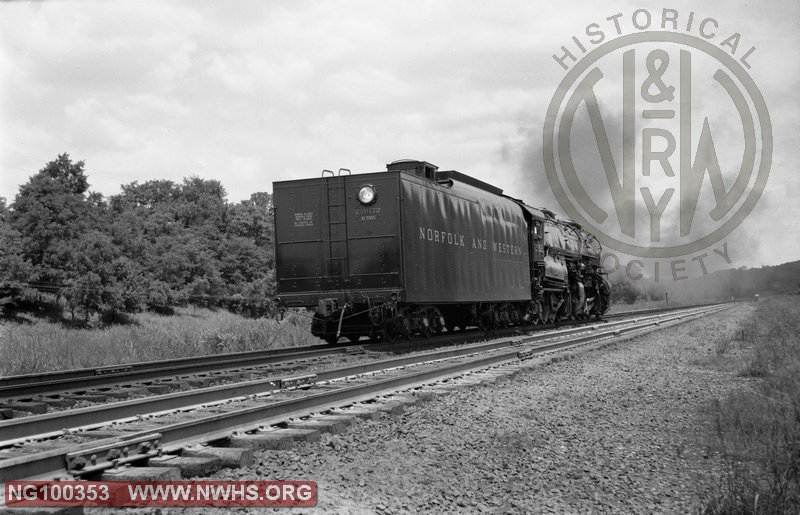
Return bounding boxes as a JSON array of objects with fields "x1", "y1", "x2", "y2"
[{"x1": 1, "y1": 0, "x2": 798, "y2": 273}]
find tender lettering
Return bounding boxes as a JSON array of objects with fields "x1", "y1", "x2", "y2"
[
  {"x1": 417, "y1": 225, "x2": 525, "y2": 257},
  {"x1": 293, "y1": 212, "x2": 313, "y2": 228},
  {"x1": 491, "y1": 241, "x2": 523, "y2": 256},
  {"x1": 419, "y1": 226, "x2": 466, "y2": 247},
  {"x1": 354, "y1": 207, "x2": 381, "y2": 216}
]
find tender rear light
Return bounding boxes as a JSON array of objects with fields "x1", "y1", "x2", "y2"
[{"x1": 357, "y1": 185, "x2": 377, "y2": 205}]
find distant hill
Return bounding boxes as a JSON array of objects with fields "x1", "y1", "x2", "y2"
[
  {"x1": 609, "y1": 259, "x2": 800, "y2": 305},
  {"x1": 665, "y1": 260, "x2": 800, "y2": 303}
]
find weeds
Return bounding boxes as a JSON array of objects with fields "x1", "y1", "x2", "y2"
[
  {"x1": 0, "y1": 307, "x2": 321, "y2": 376},
  {"x1": 702, "y1": 296, "x2": 800, "y2": 514},
  {"x1": 716, "y1": 337, "x2": 733, "y2": 357}
]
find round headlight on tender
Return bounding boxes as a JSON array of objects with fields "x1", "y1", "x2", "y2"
[{"x1": 357, "y1": 185, "x2": 376, "y2": 205}]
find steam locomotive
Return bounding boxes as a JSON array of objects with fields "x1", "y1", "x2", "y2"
[{"x1": 273, "y1": 160, "x2": 610, "y2": 343}]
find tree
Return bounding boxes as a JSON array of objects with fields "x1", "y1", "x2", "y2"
[
  {"x1": 10, "y1": 154, "x2": 94, "y2": 286},
  {"x1": 145, "y1": 279, "x2": 174, "y2": 314},
  {"x1": 60, "y1": 230, "x2": 119, "y2": 323},
  {"x1": 6, "y1": 155, "x2": 280, "y2": 322},
  {"x1": 610, "y1": 275, "x2": 639, "y2": 304},
  {"x1": 0, "y1": 197, "x2": 34, "y2": 318},
  {"x1": 227, "y1": 193, "x2": 273, "y2": 244},
  {"x1": 177, "y1": 176, "x2": 227, "y2": 229},
  {"x1": 217, "y1": 236, "x2": 270, "y2": 285},
  {"x1": 0, "y1": 197, "x2": 31, "y2": 285},
  {"x1": 109, "y1": 257, "x2": 148, "y2": 313}
]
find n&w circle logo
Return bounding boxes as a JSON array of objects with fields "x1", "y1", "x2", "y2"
[{"x1": 543, "y1": 9, "x2": 772, "y2": 259}]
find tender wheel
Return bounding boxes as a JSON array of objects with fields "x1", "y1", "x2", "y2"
[
  {"x1": 381, "y1": 326, "x2": 396, "y2": 343},
  {"x1": 430, "y1": 309, "x2": 445, "y2": 334},
  {"x1": 420, "y1": 323, "x2": 433, "y2": 338},
  {"x1": 382, "y1": 320, "x2": 402, "y2": 343}
]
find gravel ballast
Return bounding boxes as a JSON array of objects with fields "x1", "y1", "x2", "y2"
[{"x1": 206, "y1": 305, "x2": 751, "y2": 513}]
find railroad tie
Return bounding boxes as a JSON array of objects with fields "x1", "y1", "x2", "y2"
[
  {"x1": 182, "y1": 446, "x2": 254, "y2": 468},
  {"x1": 284, "y1": 416, "x2": 352, "y2": 435},
  {"x1": 228, "y1": 428, "x2": 321, "y2": 450},
  {"x1": 101, "y1": 466, "x2": 181, "y2": 481},
  {"x1": 147, "y1": 455, "x2": 223, "y2": 478}
]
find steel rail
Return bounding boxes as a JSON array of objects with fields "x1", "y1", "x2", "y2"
[
  {"x1": 0, "y1": 302, "x2": 723, "y2": 399},
  {"x1": 0, "y1": 345, "x2": 350, "y2": 399},
  {"x1": 0, "y1": 304, "x2": 728, "y2": 482},
  {"x1": 0, "y1": 343, "x2": 338, "y2": 387},
  {"x1": 605, "y1": 301, "x2": 722, "y2": 319},
  {"x1": 0, "y1": 305, "x2": 713, "y2": 442}
]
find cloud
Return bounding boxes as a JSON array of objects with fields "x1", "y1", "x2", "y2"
[
  {"x1": 64, "y1": 97, "x2": 138, "y2": 151},
  {"x1": 0, "y1": 0, "x2": 798, "y2": 269}
]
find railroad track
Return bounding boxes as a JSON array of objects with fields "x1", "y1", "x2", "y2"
[
  {"x1": 0, "y1": 344, "x2": 349, "y2": 399},
  {"x1": 0, "y1": 302, "x2": 711, "y2": 404},
  {"x1": 0, "y1": 303, "x2": 729, "y2": 483}
]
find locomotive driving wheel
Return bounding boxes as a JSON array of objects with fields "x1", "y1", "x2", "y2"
[
  {"x1": 543, "y1": 293, "x2": 561, "y2": 324},
  {"x1": 531, "y1": 300, "x2": 542, "y2": 325},
  {"x1": 562, "y1": 292, "x2": 575, "y2": 321}
]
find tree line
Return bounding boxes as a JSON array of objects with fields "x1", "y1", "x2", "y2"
[
  {"x1": 0, "y1": 153, "x2": 276, "y2": 324},
  {"x1": 606, "y1": 257, "x2": 800, "y2": 305}
]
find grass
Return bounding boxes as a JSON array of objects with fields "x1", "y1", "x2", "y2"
[
  {"x1": 0, "y1": 307, "x2": 322, "y2": 377},
  {"x1": 701, "y1": 295, "x2": 800, "y2": 514},
  {"x1": 0, "y1": 298, "x2": 704, "y2": 376}
]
